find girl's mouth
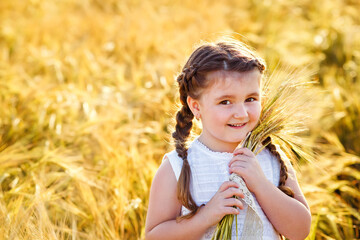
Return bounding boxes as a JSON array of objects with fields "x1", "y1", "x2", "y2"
[{"x1": 227, "y1": 123, "x2": 246, "y2": 128}]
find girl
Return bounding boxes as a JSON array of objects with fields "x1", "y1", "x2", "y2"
[{"x1": 145, "y1": 39, "x2": 311, "y2": 240}]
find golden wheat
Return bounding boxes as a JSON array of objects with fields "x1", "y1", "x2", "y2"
[{"x1": 0, "y1": 0, "x2": 359, "y2": 239}]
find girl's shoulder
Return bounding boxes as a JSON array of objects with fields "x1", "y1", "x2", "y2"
[
  {"x1": 162, "y1": 150, "x2": 183, "y2": 181},
  {"x1": 161, "y1": 139, "x2": 204, "y2": 181}
]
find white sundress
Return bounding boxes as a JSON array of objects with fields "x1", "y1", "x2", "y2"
[{"x1": 163, "y1": 138, "x2": 283, "y2": 240}]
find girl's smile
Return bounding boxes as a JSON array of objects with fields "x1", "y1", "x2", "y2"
[
  {"x1": 227, "y1": 123, "x2": 247, "y2": 128},
  {"x1": 187, "y1": 70, "x2": 262, "y2": 153}
]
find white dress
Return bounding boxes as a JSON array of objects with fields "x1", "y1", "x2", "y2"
[{"x1": 163, "y1": 138, "x2": 282, "y2": 240}]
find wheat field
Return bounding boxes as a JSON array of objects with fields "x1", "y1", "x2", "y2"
[{"x1": 0, "y1": 0, "x2": 359, "y2": 239}]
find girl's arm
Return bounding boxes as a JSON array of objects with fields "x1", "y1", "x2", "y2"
[
  {"x1": 145, "y1": 159, "x2": 208, "y2": 240},
  {"x1": 229, "y1": 148, "x2": 311, "y2": 240},
  {"x1": 253, "y1": 165, "x2": 311, "y2": 240},
  {"x1": 145, "y1": 158, "x2": 244, "y2": 240}
]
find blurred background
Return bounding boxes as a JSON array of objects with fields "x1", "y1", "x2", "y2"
[{"x1": 0, "y1": 0, "x2": 359, "y2": 239}]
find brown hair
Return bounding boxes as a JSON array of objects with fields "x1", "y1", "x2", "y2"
[{"x1": 172, "y1": 39, "x2": 293, "y2": 220}]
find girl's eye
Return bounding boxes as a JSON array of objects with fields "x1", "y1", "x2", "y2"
[
  {"x1": 219, "y1": 100, "x2": 231, "y2": 105},
  {"x1": 246, "y1": 97, "x2": 256, "y2": 102}
]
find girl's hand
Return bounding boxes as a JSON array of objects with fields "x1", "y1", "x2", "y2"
[
  {"x1": 199, "y1": 181, "x2": 244, "y2": 228},
  {"x1": 228, "y1": 147, "x2": 268, "y2": 194}
]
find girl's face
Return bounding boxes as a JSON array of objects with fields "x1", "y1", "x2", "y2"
[{"x1": 188, "y1": 70, "x2": 262, "y2": 153}]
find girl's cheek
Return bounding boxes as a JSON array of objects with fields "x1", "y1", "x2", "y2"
[{"x1": 252, "y1": 104, "x2": 261, "y2": 119}]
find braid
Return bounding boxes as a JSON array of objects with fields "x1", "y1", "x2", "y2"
[
  {"x1": 172, "y1": 74, "x2": 199, "y2": 219},
  {"x1": 263, "y1": 137, "x2": 295, "y2": 198}
]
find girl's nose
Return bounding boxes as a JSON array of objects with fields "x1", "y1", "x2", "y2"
[{"x1": 233, "y1": 104, "x2": 248, "y2": 119}]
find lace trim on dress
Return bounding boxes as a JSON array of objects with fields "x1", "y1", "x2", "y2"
[{"x1": 193, "y1": 138, "x2": 234, "y2": 158}]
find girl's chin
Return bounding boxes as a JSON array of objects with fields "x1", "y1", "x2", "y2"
[
  {"x1": 223, "y1": 140, "x2": 243, "y2": 149},
  {"x1": 227, "y1": 135, "x2": 248, "y2": 143}
]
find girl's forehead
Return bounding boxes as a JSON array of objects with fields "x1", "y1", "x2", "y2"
[{"x1": 204, "y1": 70, "x2": 261, "y2": 92}]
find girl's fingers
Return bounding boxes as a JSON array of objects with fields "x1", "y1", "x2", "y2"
[
  {"x1": 233, "y1": 147, "x2": 253, "y2": 156},
  {"x1": 224, "y1": 206, "x2": 240, "y2": 215},
  {"x1": 228, "y1": 155, "x2": 253, "y2": 167},
  {"x1": 224, "y1": 198, "x2": 244, "y2": 210},
  {"x1": 228, "y1": 160, "x2": 247, "y2": 169},
  {"x1": 229, "y1": 166, "x2": 246, "y2": 177},
  {"x1": 218, "y1": 181, "x2": 239, "y2": 192},
  {"x1": 222, "y1": 187, "x2": 245, "y2": 199}
]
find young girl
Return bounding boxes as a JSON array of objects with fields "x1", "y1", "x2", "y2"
[{"x1": 145, "y1": 40, "x2": 311, "y2": 240}]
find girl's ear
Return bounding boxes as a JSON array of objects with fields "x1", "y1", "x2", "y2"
[{"x1": 187, "y1": 96, "x2": 200, "y2": 118}]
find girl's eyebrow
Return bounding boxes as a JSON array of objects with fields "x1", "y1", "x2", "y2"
[
  {"x1": 215, "y1": 92, "x2": 259, "y2": 101},
  {"x1": 248, "y1": 92, "x2": 260, "y2": 97},
  {"x1": 214, "y1": 94, "x2": 235, "y2": 101}
]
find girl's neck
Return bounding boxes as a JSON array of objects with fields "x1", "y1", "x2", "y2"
[{"x1": 197, "y1": 134, "x2": 239, "y2": 154}]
